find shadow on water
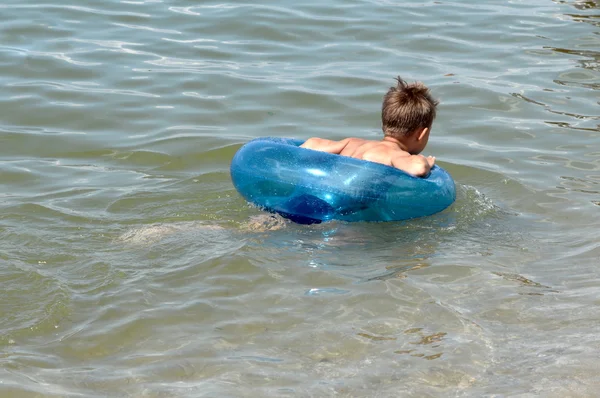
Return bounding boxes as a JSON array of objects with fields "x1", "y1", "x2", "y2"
[{"x1": 236, "y1": 178, "x2": 531, "y2": 284}]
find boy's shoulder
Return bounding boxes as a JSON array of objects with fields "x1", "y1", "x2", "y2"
[{"x1": 348, "y1": 138, "x2": 406, "y2": 153}]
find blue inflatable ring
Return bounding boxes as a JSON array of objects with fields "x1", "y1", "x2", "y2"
[{"x1": 230, "y1": 137, "x2": 456, "y2": 224}]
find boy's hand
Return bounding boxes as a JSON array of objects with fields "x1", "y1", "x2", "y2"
[
  {"x1": 412, "y1": 155, "x2": 434, "y2": 177},
  {"x1": 392, "y1": 154, "x2": 434, "y2": 177}
]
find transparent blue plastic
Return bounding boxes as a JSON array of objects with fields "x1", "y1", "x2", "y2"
[{"x1": 230, "y1": 137, "x2": 456, "y2": 224}]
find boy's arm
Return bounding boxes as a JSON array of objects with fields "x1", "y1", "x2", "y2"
[
  {"x1": 300, "y1": 138, "x2": 350, "y2": 154},
  {"x1": 391, "y1": 154, "x2": 435, "y2": 177}
]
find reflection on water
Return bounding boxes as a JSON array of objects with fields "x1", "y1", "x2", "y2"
[{"x1": 569, "y1": 0, "x2": 600, "y2": 10}]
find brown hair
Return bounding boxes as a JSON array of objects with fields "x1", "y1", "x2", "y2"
[{"x1": 381, "y1": 77, "x2": 439, "y2": 138}]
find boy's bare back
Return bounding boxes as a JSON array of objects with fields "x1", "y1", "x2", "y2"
[
  {"x1": 300, "y1": 76, "x2": 439, "y2": 178},
  {"x1": 301, "y1": 136, "x2": 435, "y2": 177}
]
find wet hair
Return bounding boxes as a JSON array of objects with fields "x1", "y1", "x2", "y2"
[{"x1": 381, "y1": 77, "x2": 439, "y2": 138}]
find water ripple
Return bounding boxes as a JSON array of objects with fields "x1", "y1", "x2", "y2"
[{"x1": 0, "y1": 4, "x2": 151, "y2": 18}]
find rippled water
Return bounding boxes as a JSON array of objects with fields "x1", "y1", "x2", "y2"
[{"x1": 1, "y1": 0, "x2": 599, "y2": 396}]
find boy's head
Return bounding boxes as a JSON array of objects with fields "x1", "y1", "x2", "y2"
[{"x1": 381, "y1": 77, "x2": 439, "y2": 153}]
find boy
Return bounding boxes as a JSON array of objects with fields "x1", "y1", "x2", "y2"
[{"x1": 300, "y1": 77, "x2": 439, "y2": 177}]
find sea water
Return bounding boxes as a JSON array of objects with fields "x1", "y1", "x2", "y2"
[{"x1": 1, "y1": 1, "x2": 599, "y2": 396}]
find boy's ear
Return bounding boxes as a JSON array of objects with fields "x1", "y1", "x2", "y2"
[{"x1": 417, "y1": 127, "x2": 429, "y2": 141}]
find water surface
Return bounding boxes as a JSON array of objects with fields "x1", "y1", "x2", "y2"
[{"x1": 1, "y1": 0, "x2": 600, "y2": 396}]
